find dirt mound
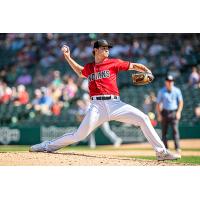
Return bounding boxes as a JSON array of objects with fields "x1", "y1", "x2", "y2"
[
  {"x1": 1, "y1": 139, "x2": 199, "y2": 166},
  {"x1": 0, "y1": 151, "x2": 190, "y2": 166}
]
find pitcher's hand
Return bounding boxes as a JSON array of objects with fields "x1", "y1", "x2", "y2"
[{"x1": 61, "y1": 45, "x2": 70, "y2": 58}]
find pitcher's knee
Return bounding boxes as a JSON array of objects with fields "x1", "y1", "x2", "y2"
[{"x1": 138, "y1": 114, "x2": 150, "y2": 126}]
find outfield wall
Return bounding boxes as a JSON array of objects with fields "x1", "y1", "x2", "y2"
[{"x1": 0, "y1": 125, "x2": 200, "y2": 145}]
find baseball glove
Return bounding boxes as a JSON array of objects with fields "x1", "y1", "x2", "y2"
[{"x1": 132, "y1": 72, "x2": 154, "y2": 85}]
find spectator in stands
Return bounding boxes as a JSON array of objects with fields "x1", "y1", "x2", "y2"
[
  {"x1": 13, "y1": 84, "x2": 29, "y2": 106},
  {"x1": 51, "y1": 70, "x2": 63, "y2": 88},
  {"x1": 194, "y1": 103, "x2": 200, "y2": 120},
  {"x1": 45, "y1": 69, "x2": 55, "y2": 84},
  {"x1": 0, "y1": 81, "x2": 12, "y2": 104},
  {"x1": 156, "y1": 75, "x2": 183, "y2": 156},
  {"x1": 51, "y1": 101, "x2": 62, "y2": 116},
  {"x1": 72, "y1": 43, "x2": 91, "y2": 62},
  {"x1": 137, "y1": 54, "x2": 149, "y2": 66},
  {"x1": 80, "y1": 78, "x2": 89, "y2": 92},
  {"x1": 183, "y1": 40, "x2": 194, "y2": 55},
  {"x1": 109, "y1": 40, "x2": 129, "y2": 57},
  {"x1": 10, "y1": 37, "x2": 24, "y2": 51},
  {"x1": 143, "y1": 92, "x2": 157, "y2": 127},
  {"x1": 130, "y1": 40, "x2": 144, "y2": 57},
  {"x1": 188, "y1": 66, "x2": 200, "y2": 88},
  {"x1": 16, "y1": 68, "x2": 32, "y2": 86},
  {"x1": 148, "y1": 39, "x2": 166, "y2": 56},
  {"x1": 143, "y1": 95, "x2": 153, "y2": 114},
  {"x1": 167, "y1": 51, "x2": 187, "y2": 70},
  {"x1": 11, "y1": 86, "x2": 17, "y2": 102},
  {"x1": 0, "y1": 68, "x2": 7, "y2": 82},
  {"x1": 39, "y1": 52, "x2": 56, "y2": 68},
  {"x1": 0, "y1": 81, "x2": 3, "y2": 99},
  {"x1": 38, "y1": 87, "x2": 53, "y2": 115},
  {"x1": 148, "y1": 112, "x2": 158, "y2": 127},
  {"x1": 1, "y1": 33, "x2": 200, "y2": 128},
  {"x1": 198, "y1": 67, "x2": 200, "y2": 88},
  {"x1": 31, "y1": 88, "x2": 42, "y2": 112},
  {"x1": 33, "y1": 69, "x2": 47, "y2": 88},
  {"x1": 143, "y1": 92, "x2": 156, "y2": 114},
  {"x1": 6, "y1": 64, "x2": 18, "y2": 85},
  {"x1": 50, "y1": 86, "x2": 62, "y2": 103},
  {"x1": 61, "y1": 76, "x2": 78, "y2": 101},
  {"x1": 168, "y1": 65, "x2": 181, "y2": 79},
  {"x1": 28, "y1": 87, "x2": 54, "y2": 116},
  {"x1": 50, "y1": 86, "x2": 63, "y2": 116},
  {"x1": 149, "y1": 91, "x2": 157, "y2": 111}
]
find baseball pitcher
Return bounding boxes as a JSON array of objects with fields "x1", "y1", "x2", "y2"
[{"x1": 30, "y1": 39, "x2": 180, "y2": 161}]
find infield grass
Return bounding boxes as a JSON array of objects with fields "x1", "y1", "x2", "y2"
[
  {"x1": 1, "y1": 145, "x2": 200, "y2": 152},
  {"x1": 128, "y1": 155, "x2": 200, "y2": 165}
]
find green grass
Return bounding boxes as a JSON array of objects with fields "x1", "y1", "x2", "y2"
[
  {"x1": 1, "y1": 145, "x2": 200, "y2": 152},
  {"x1": 128, "y1": 155, "x2": 200, "y2": 165},
  {"x1": 0, "y1": 145, "x2": 29, "y2": 152},
  {"x1": 181, "y1": 148, "x2": 200, "y2": 152}
]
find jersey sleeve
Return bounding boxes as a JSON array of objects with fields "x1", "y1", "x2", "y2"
[
  {"x1": 114, "y1": 59, "x2": 130, "y2": 73},
  {"x1": 177, "y1": 88, "x2": 183, "y2": 102},
  {"x1": 82, "y1": 63, "x2": 90, "y2": 78},
  {"x1": 156, "y1": 90, "x2": 163, "y2": 104}
]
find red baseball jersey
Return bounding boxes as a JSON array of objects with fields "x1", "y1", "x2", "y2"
[{"x1": 82, "y1": 58, "x2": 130, "y2": 96}]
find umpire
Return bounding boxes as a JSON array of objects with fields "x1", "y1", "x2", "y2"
[{"x1": 156, "y1": 75, "x2": 183, "y2": 155}]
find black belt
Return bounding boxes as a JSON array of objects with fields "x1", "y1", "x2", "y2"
[
  {"x1": 91, "y1": 96, "x2": 118, "y2": 100},
  {"x1": 163, "y1": 109, "x2": 177, "y2": 113}
]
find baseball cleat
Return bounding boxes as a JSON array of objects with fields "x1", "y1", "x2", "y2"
[
  {"x1": 175, "y1": 153, "x2": 181, "y2": 159},
  {"x1": 175, "y1": 150, "x2": 182, "y2": 159},
  {"x1": 156, "y1": 149, "x2": 181, "y2": 161},
  {"x1": 29, "y1": 141, "x2": 50, "y2": 152},
  {"x1": 176, "y1": 148, "x2": 182, "y2": 154}
]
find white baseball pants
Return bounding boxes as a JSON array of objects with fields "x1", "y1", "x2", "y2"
[
  {"x1": 88, "y1": 121, "x2": 121, "y2": 148},
  {"x1": 47, "y1": 99, "x2": 166, "y2": 153}
]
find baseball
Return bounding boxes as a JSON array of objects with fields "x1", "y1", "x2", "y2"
[{"x1": 61, "y1": 45, "x2": 69, "y2": 53}]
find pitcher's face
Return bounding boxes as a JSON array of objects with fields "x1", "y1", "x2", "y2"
[{"x1": 94, "y1": 46, "x2": 109, "y2": 58}]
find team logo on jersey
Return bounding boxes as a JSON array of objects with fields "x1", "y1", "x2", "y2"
[{"x1": 88, "y1": 70, "x2": 110, "y2": 82}]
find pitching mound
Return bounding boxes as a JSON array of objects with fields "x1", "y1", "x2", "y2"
[
  {"x1": 0, "y1": 151, "x2": 190, "y2": 166},
  {"x1": 1, "y1": 139, "x2": 199, "y2": 166}
]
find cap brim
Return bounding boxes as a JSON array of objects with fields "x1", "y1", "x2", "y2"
[{"x1": 94, "y1": 45, "x2": 113, "y2": 49}]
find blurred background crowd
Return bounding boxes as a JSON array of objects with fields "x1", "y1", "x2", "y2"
[{"x1": 0, "y1": 33, "x2": 200, "y2": 127}]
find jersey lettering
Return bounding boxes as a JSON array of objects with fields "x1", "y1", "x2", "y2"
[{"x1": 88, "y1": 70, "x2": 110, "y2": 82}]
